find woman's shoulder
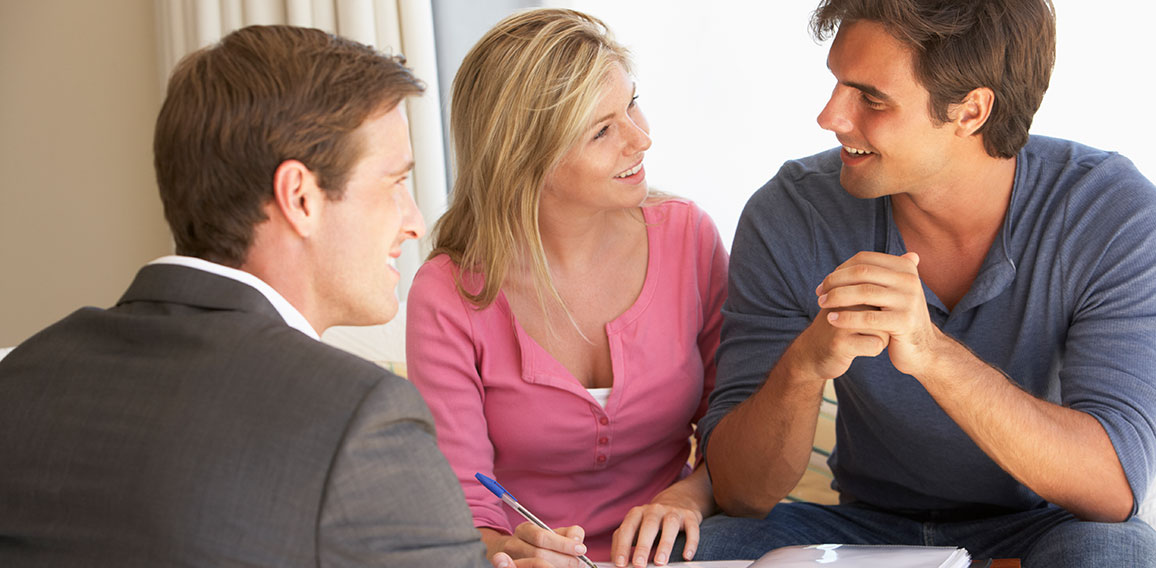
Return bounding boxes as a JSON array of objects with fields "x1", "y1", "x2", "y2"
[
  {"x1": 644, "y1": 195, "x2": 713, "y2": 222},
  {"x1": 412, "y1": 254, "x2": 485, "y2": 302},
  {"x1": 413, "y1": 254, "x2": 457, "y2": 288},
  {"x1": 643, "y1": 196, "x2": 720, "y2": 240}
]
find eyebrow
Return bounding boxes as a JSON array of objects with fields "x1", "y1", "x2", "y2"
[
  {"x1": 388, "y1": 159, "x2": 415, "y2": 177},
  {"x1": 590, "y1": 83, "x2": 638, "y2": 128},
  {"x1": 844, "y1": 80, "x2": 894, "y2": 103}
]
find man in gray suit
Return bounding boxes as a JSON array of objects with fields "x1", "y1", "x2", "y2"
[{"x1": 0, "y1": 25, "x2": 504, "y2": 567}]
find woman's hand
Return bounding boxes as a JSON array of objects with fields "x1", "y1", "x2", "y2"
[
  {"x1": 481, "y1": 524, "x2": 589, "y2": 568},
  {"x1": 610, "y1": 467, "x2": 715, "y2": 567}
]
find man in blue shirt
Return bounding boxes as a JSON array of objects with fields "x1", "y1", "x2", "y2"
[{"x1": 695, "y1": 0, "x2": 1156, "y2": 565}]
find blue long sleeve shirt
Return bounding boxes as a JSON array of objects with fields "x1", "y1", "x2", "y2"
[{"x1": 700, "y1": 135, "x2": 1156, "y2": 516}]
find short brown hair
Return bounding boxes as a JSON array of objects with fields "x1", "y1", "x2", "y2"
[
  {"x1": 154, "y1": 25, "x2": 424, "y2": 266},
  {"x1": 811, "y1": 0, "x2": 1055, "y2": 158}
]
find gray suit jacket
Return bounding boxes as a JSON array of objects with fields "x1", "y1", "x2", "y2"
[{"x1": 0, "y1": 264, "x2": 489, "y2": 567}]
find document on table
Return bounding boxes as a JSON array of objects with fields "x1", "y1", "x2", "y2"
[
  {"x1": 593, "y1": 562, "x2": 752, "y2": 568},
  {"x1": 749, "y1": 544, "x2": 970, "y2": 567}
]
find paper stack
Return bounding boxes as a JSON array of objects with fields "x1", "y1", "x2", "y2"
[{"x1": 750, "y1": 544, "x2": 970, "y2": 567}]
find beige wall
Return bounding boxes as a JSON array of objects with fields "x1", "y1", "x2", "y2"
[{"x1": 1, "y1": 0, "x2": 170, "y2": 346}]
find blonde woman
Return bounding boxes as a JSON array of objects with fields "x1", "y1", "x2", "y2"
[{"x1": 407, "y1": 9, "x2": 728, "y2": 568}]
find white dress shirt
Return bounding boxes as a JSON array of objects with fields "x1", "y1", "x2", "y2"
[{"x1": 148, "y1": 255, "x2": 319, "y2": 340}]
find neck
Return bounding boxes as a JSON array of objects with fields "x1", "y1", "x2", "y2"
[
  {"x1": 536, "y1": 202, "x2": 643, "y2": 274},
  {"x1": 241, "y1": 220, "x2": 325, "y2": 333},
  {"x1": 893, "y1": 154, "x2": 1017, "y2": 246}
]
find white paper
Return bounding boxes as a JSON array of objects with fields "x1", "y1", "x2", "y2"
[
  {"x1": 593, "y1": 562, "x2": 753, "y2": 568},
  {"x1": 749, "y1": 544, "x2": 970, "y2": 567}
]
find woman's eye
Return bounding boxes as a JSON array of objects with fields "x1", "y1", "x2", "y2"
[
  {"x1": 629, "y1": 94, "x2": 639, "y2": 108},
  {"x1": 594, "y1": 125, "x2": 609, "y2": 140}
]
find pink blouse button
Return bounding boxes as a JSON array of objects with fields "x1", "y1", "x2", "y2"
[
  {"x1": 596, "y1": 454, "x2": 607, "y2": 464},
  {"x1": 598, "y1": 437, "x2": 609, "y2": 445},
  {"x1": 599, "y1": 417, "x2": 609, "y2": 425}
]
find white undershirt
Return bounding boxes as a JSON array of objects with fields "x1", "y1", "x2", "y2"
[
  {"x1": 587, "y1": 387, "x2": 612, "y2": 408},
  {"x1": 148, "y1": 255, "x2": 320, "y2": 340}
]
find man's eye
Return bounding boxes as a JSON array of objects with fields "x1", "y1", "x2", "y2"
[{"x1": 861, "y1": 94, "x2": 885, "y2": 109}]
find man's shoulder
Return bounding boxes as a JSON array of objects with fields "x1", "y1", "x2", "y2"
[
  {"x1": 748, "y1": 147, "x2": 850, "y2": 208},
  {"x1": 777, "y1": 146, "x2": 845, "y2": 180},
  {"x1": 248, "y1": 323, "x2": 413, "y2": 401},
  {"x1": 0, "y1": 294, "x2": 411, "y2": 440},
  {"x1": 1024, "y1": 134, "x2": 1116, "y2": 163},
  {"x1": 737, "y1": 147, "x2": 872, "y2": 239},
  {"x1": 0, "y1": 308, "x2": 429, "y2": 567},
  {"x1": 1019, "y1": 135, "x2": 1156, "y2": 222},
  {"x1": 8, "y1": 297, "x2": 407, "y2": 409},
  {"x1": 1023, "y1": 135, "x2": 1153, "y2": 188}
]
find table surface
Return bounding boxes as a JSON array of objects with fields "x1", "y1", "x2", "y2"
[{"x1": 593, "y1": 558, "x2": 1021, "y2": 567}]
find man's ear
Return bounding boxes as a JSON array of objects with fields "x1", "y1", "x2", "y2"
[
  {"x1": 951, "y1": 87, "x2": 995, "y2": 138},
  {"x1": 271, "y1": 159, "x2": 322, "y2": 238}
]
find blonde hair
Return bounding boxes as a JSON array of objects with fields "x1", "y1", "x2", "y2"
[{"x1": 430, "y1": 8, "x2": 633, "y2": 313}]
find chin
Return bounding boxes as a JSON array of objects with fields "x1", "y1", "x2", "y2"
[
  {"x1": 625, "y1": 184, "x2": 650, "y2": 206},
  {"x1": 378, "y1": 302, "x2": 400, "y2": 325},
  {"x1": 362, "y1": 301, "x2": 399, "y2": 326},
  {"x1": 839, "y1": 171, "x2": 884, "y2": 199},
  {"x1": 373, "y1": 276, "x2": 401, "y2": 324},
  {"x1": 343, "y1": 299, "x2": 399, "y2": 328}
]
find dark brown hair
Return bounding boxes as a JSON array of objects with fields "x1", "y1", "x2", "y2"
[
  {"x1": 154, "y1": 25, "x2": 424, "y2": 266},
  {"x1": 811, "y1": 0, "x2": 1055, "y2": 158}
]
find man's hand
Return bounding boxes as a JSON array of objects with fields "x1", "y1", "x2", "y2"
[
  {"x1": 816, "y1": 251, "x2": 1134, "y2": 521},
  {"x1": 790, "y1": 252, "x2": 897, "y2": 382},
  {"x1": 817, "y1": 251, "x2": 941, "y2": 377}
]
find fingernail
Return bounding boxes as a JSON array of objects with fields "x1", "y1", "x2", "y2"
[
  {"x1": 635, "y1": 555, "x2": 646, "y2": 566},
  {"x1": 575, "y1": 544, "x2": 587, "y2": 555},
  {"x1": 655, "y1": 552, "x2": 667, "y2": 564},
  {"x1": 685, "y1": 548, "x2": 696, "y2": 559},
  {"x1": 816, "y1": 283, "x2": 823, "y2": 295},
  {"x1": 496, "y1": 556, "x2": 511, "y2": 568},
  {"x1": 818, "y1": 293, "x2": 828, "y2": 306},
  {"x1": 615, "y1": 556, "x2": 627, "y2": 567},
  {"x1": 828, "y1": 312, "x2": 839, "y2": 322}
]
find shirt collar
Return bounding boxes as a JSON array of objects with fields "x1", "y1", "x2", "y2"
[{"x1": 147, "y1": 255, "x2": 320, "y2": 340}]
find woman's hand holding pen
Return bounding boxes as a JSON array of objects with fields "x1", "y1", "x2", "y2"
[
  {"x1": 610, "y1": 467, "x2": 715, "y2": 567},
  {"x1": 481, "y1": 525, "x2": 591, "y2": 568}
]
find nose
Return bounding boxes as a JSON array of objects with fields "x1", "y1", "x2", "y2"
[
  {"x1": 817, "y1": 85, "x2": 854, "y2": 134},
  {"x1": 399, "y1": 186, "x2": 426, "y2": 241},
  {"x1": 626, "y1": 113, "x2": 652, "y2": 154}
]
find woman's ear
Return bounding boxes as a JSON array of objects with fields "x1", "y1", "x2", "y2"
[{"x1": 271, "y1": 159, "x2": 322, "y2": 238}]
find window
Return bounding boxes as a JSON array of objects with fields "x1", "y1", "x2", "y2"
[{"x1": 538, "y1": 0, "x2": 1156, "y2": 248}]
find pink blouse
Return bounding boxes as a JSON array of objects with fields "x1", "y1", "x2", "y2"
[{"x1": 406, "y1": 200, "x2": 728, "y2": 560}]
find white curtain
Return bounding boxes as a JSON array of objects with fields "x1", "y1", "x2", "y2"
[{"x1": 155, "y1": 0, "x2": 446, "y2": 300}]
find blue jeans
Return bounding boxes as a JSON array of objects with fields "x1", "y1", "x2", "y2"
[{"x1": 694, "y1": 502, "x2": 1156, "y2": 567}]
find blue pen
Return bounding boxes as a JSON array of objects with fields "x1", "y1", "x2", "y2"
[{"x1": 475, "y1": 472, "x2": 598, "y2": 568}]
